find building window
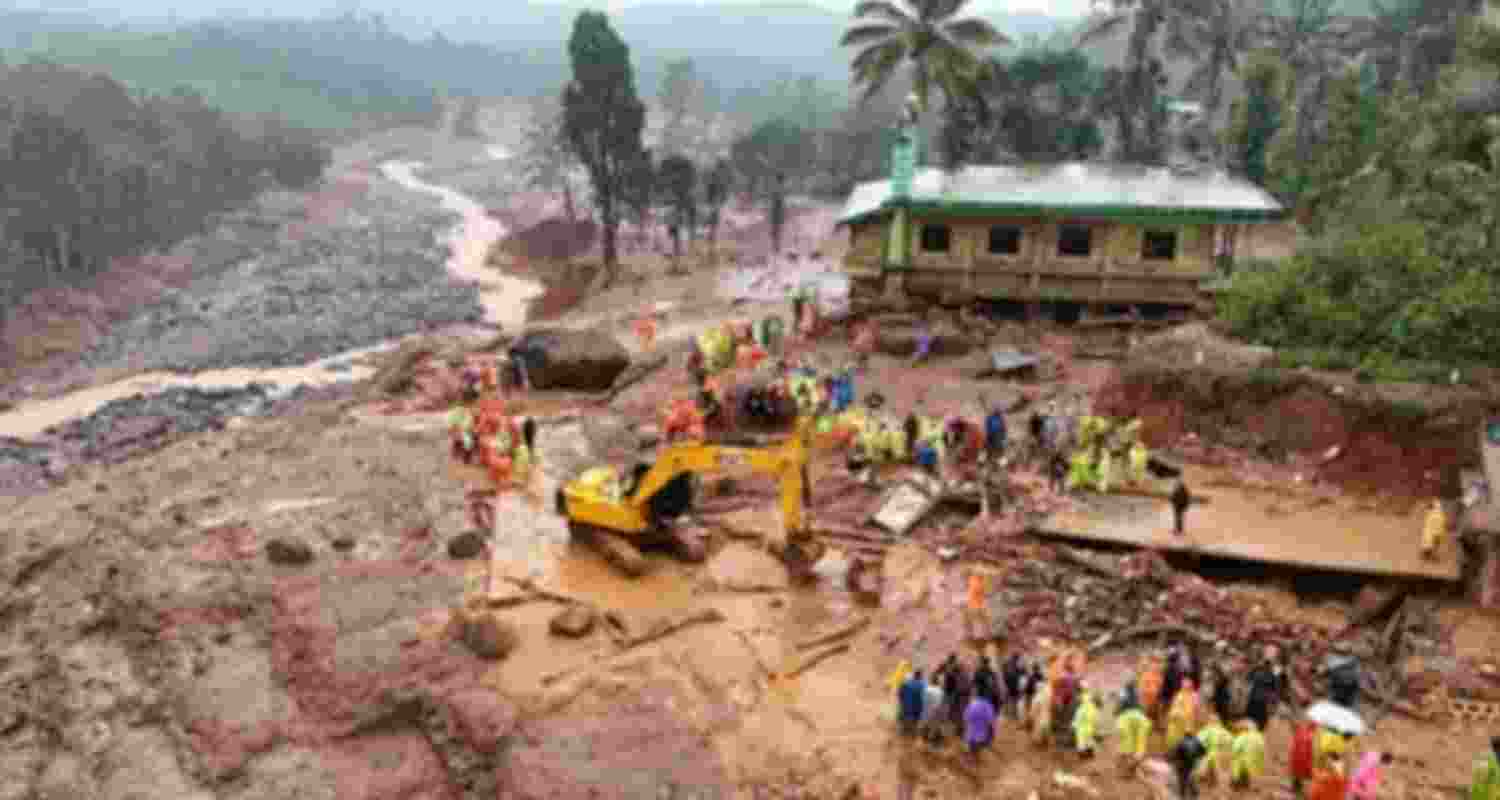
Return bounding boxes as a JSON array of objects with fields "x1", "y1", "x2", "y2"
[
  {"x1": 1142, "y1": 230, "x2": 1178, "y2": 261},
  {"x1": 1057, "y1": 224, "x2": 1092, "y2": 257},
  {"x1": 987, "y1": 225, "x2": 1022, "y2": 255},
  {"x1": 920, "y1": 224, "x2": 951, "y2": 253}
]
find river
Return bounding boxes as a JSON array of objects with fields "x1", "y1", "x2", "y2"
[{"x1": 0, "y1": 150, "x2": 540, "y2": 441}]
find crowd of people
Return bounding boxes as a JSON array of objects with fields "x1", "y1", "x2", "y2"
[{"x1": 884, "y1": 637, "x2": 1500, "y2": 799}]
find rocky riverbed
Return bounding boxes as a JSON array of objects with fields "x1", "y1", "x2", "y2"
[{"x1": 77, "y1": 177, "x2": 483, "y2": 376}]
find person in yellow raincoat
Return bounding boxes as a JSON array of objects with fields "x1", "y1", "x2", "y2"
[
  {"x1": 1115, "y1": 701, "x2": 1153, "y2": 774},
  {"x1": 1315, "y1": 727, "x2": 1351, "y2": 772},
  {"x1": 1166, "y1": 679, "x2": 1200, "y2": 747},
  {"x1": 885, "y1": 659, "x2": 913, "y2": 722},
  {"x1": 1422, "y1": 498, "x2": 1448, "y2": 560},
  {"x1": 1067, "y1": 448, "x2": 1095, "y2": 491},
  {"x1": 1072, "y1": 686, "x2": 1100, "y2": 757},
  {"x1": 1128, "y1": 440, "x2": 1150, "y2": 485},
  {"x1": 1230, "y1": 720, "x2": 1266, "y2": 789},
  {"x1": 1096, "y1": 447, "x2": 1115, "y2": 493},
  {"x1": 1196, "y1": 714, "x2": 1234, "y2": 786}
]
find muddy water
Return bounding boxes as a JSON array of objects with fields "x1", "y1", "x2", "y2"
[{"x1": 0, "y1": 150, "x2": 538, "y2": 441}]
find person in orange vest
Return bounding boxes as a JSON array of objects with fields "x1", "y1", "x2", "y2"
[
  {"x1": 965, "y1": 570, "x2": 989, "y2": 641},
  {"x1": 633, "y1": 313, "x2": 659, "y2": 351},
  {"x1": 1290, "y1": 719, "x2": 1318, "y2": 798}
]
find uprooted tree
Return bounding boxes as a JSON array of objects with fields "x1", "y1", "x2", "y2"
[{"x1": 562, "y1": 10, "x2": 646, "y2": 290}]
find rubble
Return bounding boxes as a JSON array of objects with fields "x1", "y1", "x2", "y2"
[{"x1": 265, "y1": 537, "x2": 314, "y2": 566}]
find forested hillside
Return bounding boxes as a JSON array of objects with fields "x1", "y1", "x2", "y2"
[{"x1": 0, "y1": 59, "x2": 330, "y2": 320}]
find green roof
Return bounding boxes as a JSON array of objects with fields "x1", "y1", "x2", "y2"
[{"x1": 838, "y1": 163, "x2": 1287, "y2": 225}]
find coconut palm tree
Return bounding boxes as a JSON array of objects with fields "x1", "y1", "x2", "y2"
[{"x1": 839, "y1": 0, "x2": 1009, "y2": 115}]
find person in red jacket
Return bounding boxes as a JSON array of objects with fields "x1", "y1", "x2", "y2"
[{"x1": 1290, "y1": 719, "x2": 1318, "y2": 798}]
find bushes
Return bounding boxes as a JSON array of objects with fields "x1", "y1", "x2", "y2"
[{"x1": 1220, "y1": 221, "x2": 1499, "y2": 379}]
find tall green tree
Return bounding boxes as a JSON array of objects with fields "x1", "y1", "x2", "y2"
[
  {"x1": 656, "y1": 154, "x2": 697, "y2": 260},
  {"x1": 1223, "y1": 52, "x2": 1287, "y2": 186},
  {"x1": 561, "y1": 10, "x2": 646, "y2": 288},
  {"x1": 839, "y1": 0, "x2": 1008, "y2": 115},
  {"x1": 701, "y1": 158, "x2": 732, "y2": 249},
  {"x1": 731, "y1": 119, "x2": 812, "y2": 254},
  {"x1": 522, "y1": 94, "x2": 581, "y2": 223}
]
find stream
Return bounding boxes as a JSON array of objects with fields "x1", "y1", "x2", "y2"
[{"x1": 0, "y1": 150, "x2": 540, "y2": 441}]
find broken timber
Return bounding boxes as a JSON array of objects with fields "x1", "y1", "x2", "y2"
[
  {"x1": 795, "y1": 616, "x2": 870, "y2": 651},
  {"x1": 781, "y1": 642, "x2": 850, "y2": 679}
]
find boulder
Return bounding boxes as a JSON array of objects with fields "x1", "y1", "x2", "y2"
[
  {"x1": 462, "y1": 613, "x2": 519, "y2": 660},
  {"x1": 549, "y1": 604, "x2": 596, "y2": 638},
  {"x1": 448, "y1": 531, "x2": 488, "y2": 560},
  {"x1": 266, "y1": 538, "x2": 313, "y2": 566},
  {"x1": 510, "y1": 327, "x2": 630, "y2": 392}
]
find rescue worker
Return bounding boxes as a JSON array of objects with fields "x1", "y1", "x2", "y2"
[
  {"x1": 1171, "y1": 479, "x2": 1193, "y2": 535},
  {"x1": 1129, "y1": 438, "x2": 1151, "y2": 485},
  {"x1": 1139, "y1": 653, "x2": 1165, "y2": 724},
  {"x1": 1002, "y1": 654, "x2": 1026, "y2": 720},
  {"x1": 633, "y1": 313, "x2": 658, "y2": 350},
  {"x1": 1196, "y1": 714, "x2": 1234, "y2": 786},
  {"x1": 1230, "y1": 720, "x2": 1266, "y2": 790},
  {"x1": 1348, "y1": 750, "x2": 1393, "y2": 800},
  {"x1": 984, "y1": 404, "x2": 1007, "y2": 462},
  {"x1": 447, "y1": 387, "x2": 479, "y2": 464},
  {"x1": 1166, "y1": 679, "x2": 1200, "y2": 748},
  {"x1": 1170, "y1": 732, "x2": 1209, "y2": 800},
  {"x1": 964, "y1": 690, "x2": 997, "y2": 760},
  {"x1": 1422, "y1": 498, "x2": 1448, "y2": 560},
  {"x1": 1048, "y1": 450, "x2": 1068, "y2": 494},
  {"x1": 1030, "y1": 672, "x2": 1054, "y2": 747},
  {"x1": 1115, "y1": 697, "x2": 1153, "y2": 775},
  {"x1": 965, "y1": 571, "x2": 990, "y2": 642},
  {"x1": 1472, "y1": 736, "x2": 1500, "y2": 800},
  {"x1": 1314, "y1": 728, "x2": 1351, "y2": 773},
  {"x1": 1244, "y1": 650, "x2": 1284, "y2": 733},
  {"x1": 1209, "y1": 664, "x2": 1234, "y2": 724},
  {"x1": 898, "y1": 669, "x2": 927, "y2": 736},
  {"x1": 1067, "y1": 447, "x2": 1095, "y2": 491},
  {"x1": 920, "y1": 671, "x2": 946, "y2": 743},
  {"x1": 886, "y1": 657, "x2": 913, "y2": 718},
  {"x1": 973, "y1": 655, "x2": 1000, "y2": 708},
  {"x1": 942, "y1": 654, "x2": 971, "y2": 736},
  {"x1": 1072, "y1": 684, "x2": 1099, "y2": 757},
  {"x1": 1096, "y1": 446, "x2": 1115, "y2": 493},
  {"x1": 1290, "y1": 719, "x2": 1318, "y2": 797}
]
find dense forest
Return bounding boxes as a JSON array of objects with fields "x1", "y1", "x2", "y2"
[{"x1": 0, "y1": 58, "x2": 330, "y2": 320}]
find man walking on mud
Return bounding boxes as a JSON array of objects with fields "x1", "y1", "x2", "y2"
[{"x1": 1171, "y1": 479, "x2": 1192, "y2": 535}]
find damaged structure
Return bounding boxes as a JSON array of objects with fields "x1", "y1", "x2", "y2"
[{"x1": 839, "y1": 112, "x2": 1291, "y2": 315}]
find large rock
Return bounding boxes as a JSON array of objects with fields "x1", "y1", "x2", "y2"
[
  {"x1": 461, "y1": 613, "x2": 519, "y2": 660},
  {"x1": 510, "y1": 327, "x2": 630, "y2": 392},
  {"x1": 549, "y1": 604, "x2": 596, "y2": 638}
]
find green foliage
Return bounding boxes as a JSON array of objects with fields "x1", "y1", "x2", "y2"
[
  {"x1": 0, "y1": 59, "x2": 329, "y2": 309},
  {"x1": 4, "y1": 16, "x2": 451, "y2": 131},
  {"x1": 841, "y1": 0, "x2": 1006, "y2": 113},
  {"x1": 656, "y1": 154, "x2": 697, "y2": 248},
  {"x1": 562, "y1": 10, "x2": 647, "y2": 271}
]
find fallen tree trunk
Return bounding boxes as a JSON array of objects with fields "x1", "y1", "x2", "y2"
[
  {"x1": 616, "y1": 608, "x2": 725, "y2": 651},
  {"x1": 1057, "y1": 547, "x2": 1124, "y2": 580},
  {"x1": 782, "y1": 642, "x2": 850, "y2": 679},
  {"x1": 796, "y1": 616, "x2": 870, "y2": 651}
]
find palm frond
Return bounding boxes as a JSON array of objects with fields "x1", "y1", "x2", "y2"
[
  {"x1": 851, "y1": 39, "x2": 908, "y2": 77},
  {"x1": 943, "y1": 17, "x2": 1009, "y2": 47},
  {"x1": 853, "y1": 44, "x2": 907, "y2": 106},
  {"x1": 923, "y1": 0, "x2": 970, "y2": 24},
  {"x1": 1078, "y1": 11, "x2": 1131, "y2": 45},
  {"x1": 840, "y1": 23, "x2": 900, "y2": 48},
  {"x1": 852, "y1": 0, "x2": 915, "y2": 27}
]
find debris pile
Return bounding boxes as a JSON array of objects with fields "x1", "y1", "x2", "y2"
[{"x1": 988, "y1": 545, "x2": 1446, "y2": 709}]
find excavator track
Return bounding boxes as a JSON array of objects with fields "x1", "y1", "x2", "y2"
[{"x1": 566, "y1": 520, "x2": 650, "y2": 577}]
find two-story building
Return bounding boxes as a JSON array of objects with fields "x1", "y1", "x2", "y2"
[{"x1": 838, "y1": 133, "x2": 1289, "y2": 317}]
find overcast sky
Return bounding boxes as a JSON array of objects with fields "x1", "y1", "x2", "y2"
[{"x1": 603, "y1": 0, "x2": 1094, "y2": 18}]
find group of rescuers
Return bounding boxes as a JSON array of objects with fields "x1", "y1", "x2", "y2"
[{"x1": 891, "y1": 634, "x2": 1500, "y2": 800}]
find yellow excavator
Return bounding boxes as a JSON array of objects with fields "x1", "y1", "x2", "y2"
[{"x1": 555, "y1": 417, "x2": 826, "y2": 578}]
